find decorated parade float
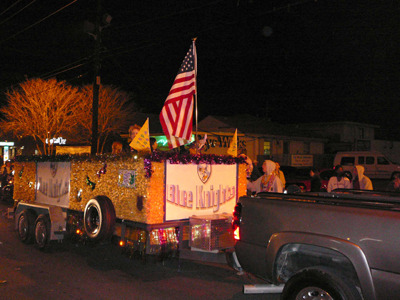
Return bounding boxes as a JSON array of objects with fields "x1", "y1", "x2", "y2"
[
  {"x1": 12, "y1": 39, "x2": 248, "y2": 259},
  {"x1": 13, "y1": 152, "x2": 247, "y2": 257}
]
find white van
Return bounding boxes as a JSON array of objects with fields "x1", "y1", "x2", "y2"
[{"x1": 333, "y1": 151, "x2": 400, "y2": 179}]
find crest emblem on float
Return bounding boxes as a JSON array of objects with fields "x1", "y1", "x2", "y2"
[
  {"x1": 50, "y1": 162, "x2": 58, "y2": 178},
  {"x1": 197, "y1": 163, "x2": 211, "y2": 184}
]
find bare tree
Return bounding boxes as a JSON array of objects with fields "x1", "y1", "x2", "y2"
[
  {"x1": 72, "y1": 84, "x2": 135, "y2": 153},
  {"x1": 0, "y1": 78, "x2": 82, "y2": 155}
]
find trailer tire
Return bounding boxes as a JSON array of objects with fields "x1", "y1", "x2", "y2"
[
  {"x1": 34, "y1": 214, "x2": 51, "y2": 251},
  {"x1": 84, "y1": 196, "x2": 116, "y2": 243},
  {"x1": 18, "y1": 209, "x2": 37, "y2": 244},
  {"x1": 281, "y1": 267, "x2": 361, "y2": 300}
]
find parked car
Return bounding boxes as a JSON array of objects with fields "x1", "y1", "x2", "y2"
[
  {"x1": 285, "y1": 168, "x2": 336, "y2": 192},
  {"x1": 334, "y1": 151, "x2": 400, "y2": 179}
]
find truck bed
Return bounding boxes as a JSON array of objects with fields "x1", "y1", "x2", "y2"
[{"x1": 235, "y1": 190, "x2": 400, "y2": 281}]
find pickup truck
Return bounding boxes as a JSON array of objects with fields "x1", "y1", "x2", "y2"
[{"x1": 232, "y1": 189, "x2": 400, "y2": 300}]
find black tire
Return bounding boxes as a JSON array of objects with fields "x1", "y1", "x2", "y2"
[
  {"x1": 18, "y1": 209, "x2": 37, "y2": 244},
  {"x1": 281, "y1": 267, "x2": 362, "y2": 300},
  {"x1": 84, "y1": 196, "x2": 116, "y2": 243},
  {"x1": 34, "y1": 214, "x2": 51, "y2": 251}
]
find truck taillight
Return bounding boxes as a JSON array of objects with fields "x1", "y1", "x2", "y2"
[
  {"x1": 233, "y1": 226, "x2": 240, "y2": 240},
  {"x1": 232, "y1": 203, "x2": 242, "y2": 241}
]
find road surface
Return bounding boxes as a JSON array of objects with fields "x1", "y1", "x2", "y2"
[{"x1": 0, "y1": 201, "x2": 280, "y2": 300}]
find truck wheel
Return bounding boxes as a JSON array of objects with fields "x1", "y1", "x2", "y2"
[
  {"x1": 281, "y1": 267, "x2": 361, "y2": 300},
  {"x1": 18, "y1": 210, "x2": 36, "y2": 244},
  {"x1": 84, "y1": 196, "x2": 116, "y2": 243},
  {"x1": 34, "y1": 214, "x2": 51, "y2": 251}
]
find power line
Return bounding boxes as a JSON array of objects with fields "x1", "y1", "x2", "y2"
[
  {"x1": 0, "y1": 0, "x2": 36, "y2": 27},
  {"x1": 0, "y1": 55, "x2": 92, "y2": 94},
  {"x1": 0, "y1": 0, "x2": 316, "y2": 95},
  {"x1": 0, "y1": 0, "x2": 78, "y2": 45},
  {"x1": 0, "y1": 0, "x2": 24, "y2": 17},
  {"x1": 112, "y1": 0, "x2": 226, "y2": 31},
  {"x1": 39, "y1": 56, "x2": 92, "y2": 79},
  {"x1": 101, "y1": 0, "x2": 315, "y2": 60},
  {"x1": 42, "y1": 62, "x2": 89, "y2": 80}
]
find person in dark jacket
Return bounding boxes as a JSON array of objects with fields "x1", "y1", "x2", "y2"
[
  {"x1": 310, "y1": 168, "x2": 322, "y2": 192},
  {"x1": 387, "y1": 172, "x2": 400, "y2": 192},
  {"x1": 150, "y1": 137, "x2": 158, "y2": 152}
]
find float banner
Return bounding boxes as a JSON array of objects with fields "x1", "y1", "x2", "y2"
[
  {"x1": 164, "y1": 161, "x2": 237, "y2": 221},
  {"x1": 36, "y1": 162, "x2": 71, "y2": 208}
]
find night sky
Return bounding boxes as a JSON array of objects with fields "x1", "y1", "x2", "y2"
[{"x1": 1, "y1": 0, "x2": 399, "y2": 137}]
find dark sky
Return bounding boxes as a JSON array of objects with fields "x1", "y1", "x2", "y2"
[{"x1": 1, "y1": 0, "x2": 399, "y2": 137}]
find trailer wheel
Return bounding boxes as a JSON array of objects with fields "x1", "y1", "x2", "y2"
[
  {"x1": 18, "y1": 209, "x2": 37, "y2": 244},
  {"x1": 84, "y1": 196, "x2": 116, "y2": 243},
  {"x1": 281, "y1": 267, "x2": 361, "y2": 300},
  {"x1": 34, "y1": 214, "x2": 51, "y2": 251}
]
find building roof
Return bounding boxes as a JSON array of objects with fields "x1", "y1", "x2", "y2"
[{"x1": 198, "y1": 115, "x2": 326, "y2": 140}]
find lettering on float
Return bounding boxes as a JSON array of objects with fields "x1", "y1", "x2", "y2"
[
  {"x1": 166, "y1": 184, "x2": 236, "y2": 212},
  {"x1": 38, "y1": 177, "x2": 69, "y2": 198}
]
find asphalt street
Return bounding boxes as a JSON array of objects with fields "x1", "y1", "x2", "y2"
[{"x1": 0, "y1": 201, "x2": 280, "y2": 300}]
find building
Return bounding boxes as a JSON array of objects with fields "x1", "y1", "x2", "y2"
[
  {"x1": 291, "y1": 121, "x2": 378, "y2": 153},
  {"x1": 197, "y1": 115, "x2": 327, "y2": 168},
  {"x1": 293, "y1": 121, "x2": 400, "y2": 164}
]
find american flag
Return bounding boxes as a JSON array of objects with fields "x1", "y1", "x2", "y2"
[{"x1": 160, "y1": 41, "x2": 196, "y2": 149}]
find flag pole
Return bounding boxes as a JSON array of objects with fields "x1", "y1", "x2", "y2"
[{"x1": 192, "y1": 37, "x2": 198, "y2": 145}]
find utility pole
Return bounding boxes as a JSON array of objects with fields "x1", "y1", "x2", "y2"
[{"x1": 91, "y1": 0, "x2": 101, "y2": 155}]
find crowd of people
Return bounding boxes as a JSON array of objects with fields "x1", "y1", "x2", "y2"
[
  {"x1": 113, "y1": 125, "x2": 400, "y2": 195},
  {"x1": 243, "y1": 156, "x2": 399, "y2": 195}
]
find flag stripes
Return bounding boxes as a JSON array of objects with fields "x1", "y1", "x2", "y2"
[{"x1": 160, "y1": 42, "x2": 197, "y2": 149}]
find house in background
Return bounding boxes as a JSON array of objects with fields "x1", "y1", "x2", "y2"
[
  {"x1": 198, "y1": 115, "x2": 327, "y2": 168},
  {"x1": 292, "y1": 121, "x2": 400, "y2": 164},
  {"x1": 291, "y1": 121, "x2": 378, "y2": 153}
]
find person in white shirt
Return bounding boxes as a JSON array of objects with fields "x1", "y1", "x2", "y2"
[
  {"x1": 327, "y1": 165, "x2": 351, "y2": 192},
  {"x1": 248, "y1": 160, "x2": 283, "y2": 193},
  {"x1": 274, "y1": 162, "x2": 286, "y2": 188}
]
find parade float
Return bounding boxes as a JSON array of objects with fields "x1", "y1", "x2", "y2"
[
  {"x1": 13, "y1": 39, "x2": 247, "y2": 259},
  {"x1": 13, "y1": 152, "x2": 247, "y2": 257}
]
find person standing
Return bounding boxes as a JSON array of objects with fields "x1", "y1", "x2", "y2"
[
  {"x1": 238, "y1": 150, "x2": 254, "y2": 179},
  {"x1": 248, "y1": 160, "x2": 283, "y2": 193},
  {"x1": 351, "y1": 165, "x2": 373, "y2": 190},
  {"x1": 327, "y1": 165, "x2": 351, "y2": 192},
  {"x1": 129, "y1": 124, "x2": 140, "y2": 142},
  {"x1": 111, "y1": 141, "x2": 123, "y2": 155},
  {"x1": 275, "y1": 162, "x2": 286, "y2": 188},
  {"x1": 0, "y1": 160, "x2": 13, "y2": 188},
  {"x1": 238, "y1": 148, "x2": 261, "y2": 182},
  {"x1": 387, "y1": 173, "x2": 400, "y2": 192},
  {"x1": 150, "y1": 137, "x2": 158, "y2": 152},
  {"x1": 124, "y1": 124, "x2": 141, "y2": 153},
  {"x1": 310, "y1": 168, "x2": 322, "y2": 192}
]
